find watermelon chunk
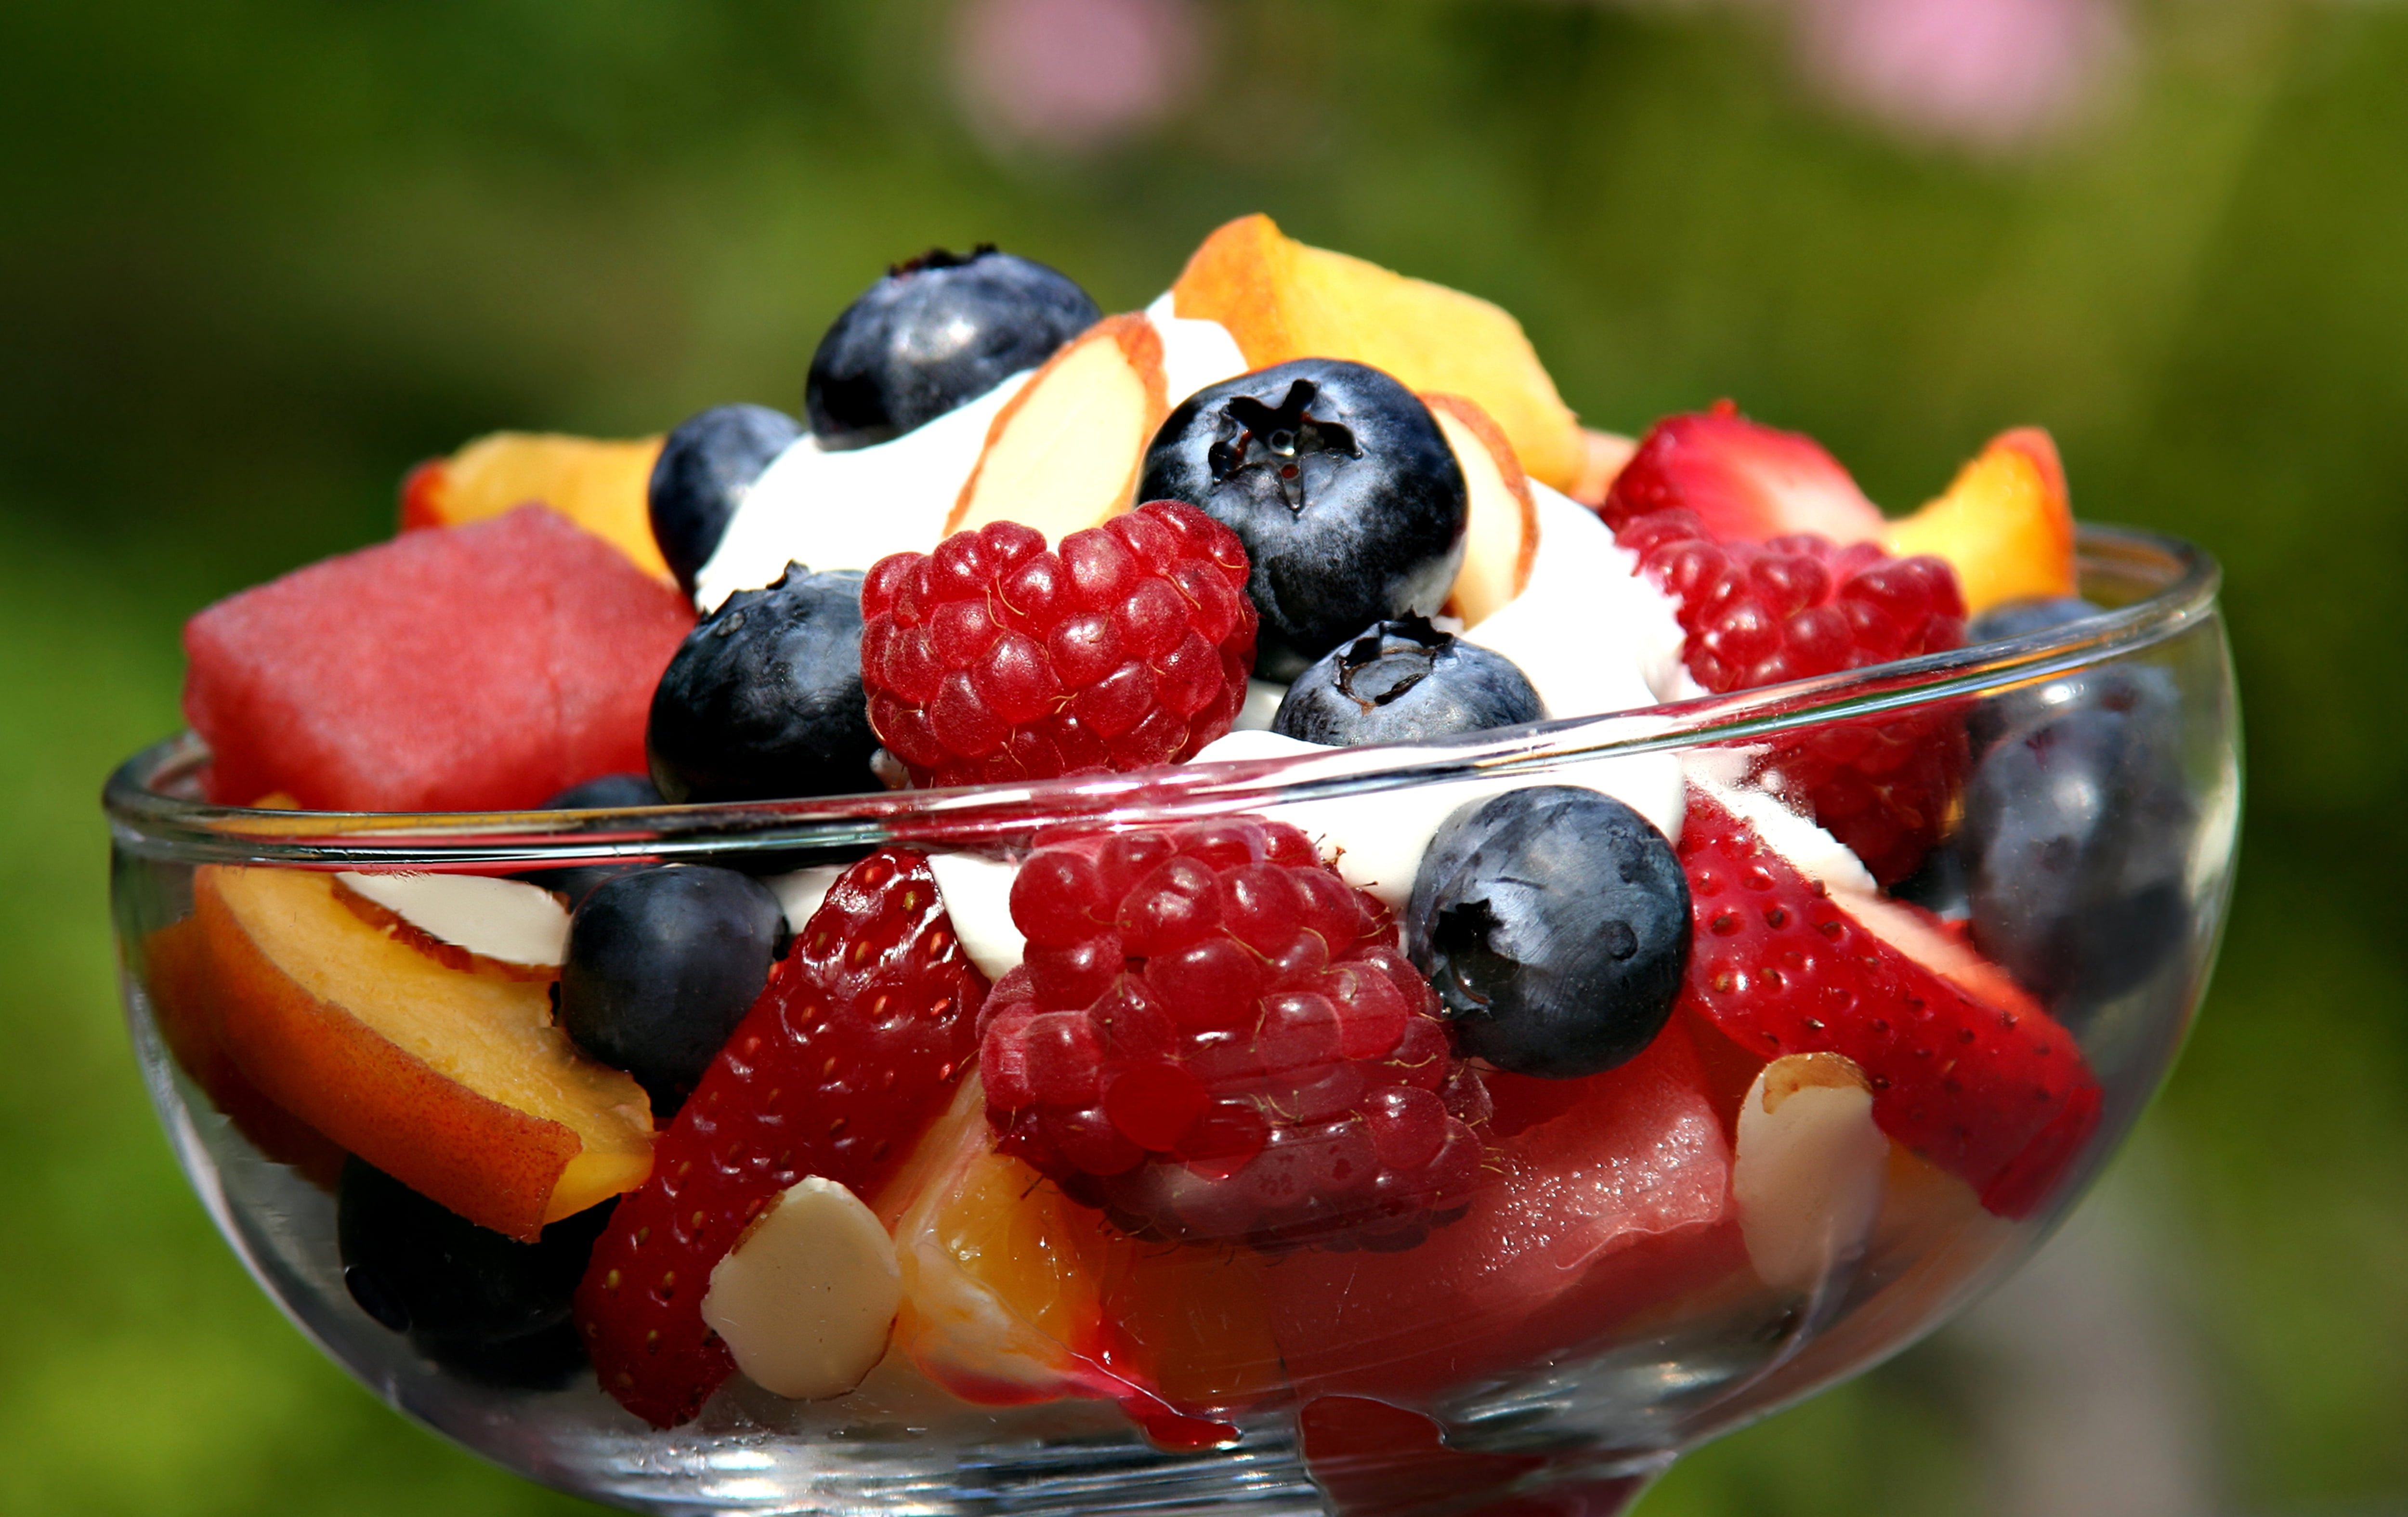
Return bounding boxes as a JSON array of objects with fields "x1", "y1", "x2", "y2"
[
  {"x1": 183, "y1": 506, "x2": 694, "y2": 811},
  {"x1": 1259, "y1": 1023, "x2": 1744, "y2": 1405}
]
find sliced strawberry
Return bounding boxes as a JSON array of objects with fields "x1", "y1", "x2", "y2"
[
  {"x1": 1599, "y1": 401, "x2": 1886, "y2": 546},
  {"x1": 574, "y1": 849, "x2": 988, "y2": 1426},
  {"x1": 1677, "y1": 789, "x2": 2100, "y2": 1217}
]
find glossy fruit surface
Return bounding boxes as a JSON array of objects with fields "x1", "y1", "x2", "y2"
[
  {"x1": 1405, "y1": 787, "x2": 1690, "y2": 1079},
  {"x1": 1963, "y1": 700, "x2": 2194, "y2": 1010},
  {"x1": 183, "y1": 506, "x2": 693, "y2": 812},
  {"x1": 195, "y1": 864, "x2": 654, "y2": 1240},
  {"x1": 806, "y1": 247, "x2": 1101, "y2": 450},
  {"x1": 575, "y1": 848, "x2": 986, "y2": 1427},
  {"x1": 1168, "y1": 213, "x2": 1585, "y2": 491},
  {"x1": 401, "y1": 431, "x2": 669, "y2": 582},
  {"x1": 860, "y1": 504, "x2": 1255, "y2": 787},
  {"x1": 555, "y1": 866, "x2": 789, "y2": 1115},
  {"x1": 1255, "y1": 1023, "x2": 1741, "y2": 1403},
  {"x1": 339, "y1": 1159, "x2": 613, "y2": 1386},
  {"x1": 979, "y1": 819, "x2": 1486, "y2": 1251},
  {"x1": 1676, "y1": 790, "x2": 2100, "y2": 1216},
  {"x1": 1272, "y1": 617, "x2": 1543, "y2": 746},
  {"x1": 1613, "y1": 508, "x2": 1968, "y2": 884},
  {"x1": 648, "y1": 404, "x2": 802, "y2": 596},
  {"x1": 647, "y1": 564, "x2": 879, "y2": 803},
  {"x1": 512, "y1": 774, "x2": 663, "y2": 904},
  {"x1": 1137, "y1": 359, "x2": 1467, "y2": 678},
  {"x1": 1968, "y1": 595, "x2": 2099, "y2": 644},
  {"x1": 1601, "y1": 403, "x2": 1885, "y2": 546}
]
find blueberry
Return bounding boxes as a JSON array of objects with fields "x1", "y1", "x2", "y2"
[
  {"x1": 1137, "y1": 359, "x2": 1469, "y2": 679},
  {"x1": 556, "y1": 866, "x2": 789, "y2": 1113},
  {"x1": 1405, "y1": 787, "x2": 1690, "y2": 1079},
  {"x1": 337, "y1": 1158, "x2": 613, "y2": 1387},
  {"x1": 647, "y1": 564, "x2": 878, "y2": 803},
  {"x1": 806, "y1": 247, "x2": 1101, "y2": 451},
  {"x1": 1967, "y1": 596, "x2": 2102, "y2": 645},
  {"x1": 1273, "y1": 617, "x2": 1545, "y2": 746},
  {"x1": 544, "y1": 773, "x2": 664, "y2": 810},
  {"x1": 1963, "y1": 700, "x2": 2195, "y2": 1009},
  {"x1": 513, "y1": 774, "x2": 665, "y2": 905},
  {"x1": 649, "y1": 404, "x2": 803, "y2": 597}
]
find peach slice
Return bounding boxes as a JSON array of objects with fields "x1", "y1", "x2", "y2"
[
  {"x1": 1881, "y1": 427, "x2": 2076, "y2": 615},
  {"x1": 402, "y1": 431, "x2": 670, "y2": 584},
  {"x1": 1425, "y1": 393, "x2": 1538, "y2": 628},
  {"x1": 1171, "y1": 214, "x2": 1585, "y2": 492},
  {"x1": 144, "y1": 915, "x2": 348, "y2": 1185},
  {"x1": 196, "y1": 865, "x2": 653, "y2": 1239},
  {"x1": 945, "y1": 314, "x2": 1169, "y2": 540}
]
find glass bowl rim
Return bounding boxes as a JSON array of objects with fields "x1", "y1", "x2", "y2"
[{"x1": 104, "y1": 523, "x2": 2218, "y2": 870}]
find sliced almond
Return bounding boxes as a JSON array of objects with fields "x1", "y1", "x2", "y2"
[
  {"x1": 703, "y1": 1175, "x2": 902, "y2": 1402},
  {"x1": 333, "y1": 871, "x2": 570, "y2": 973},
  {"x1": 1732, "y1": 1052, "x2": 1891, "y2": 1294},
  {"x1": 1425, "y1": 392, "x2": 1538, "y2": 627},
  {"x1": 946, "y1": 313, "x2": 1169, "y2": 540}
]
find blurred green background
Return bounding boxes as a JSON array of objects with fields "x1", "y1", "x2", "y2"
[{"x1": 7, "y1": 1, "x2": 2406, "y2": 1512}]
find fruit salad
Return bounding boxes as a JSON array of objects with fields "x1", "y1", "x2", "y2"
[{"x1": 131, "y1": 215, "x2": 2212, "y2": 1493}]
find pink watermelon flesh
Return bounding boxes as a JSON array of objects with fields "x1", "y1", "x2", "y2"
[
  {"x1": 1262, "y1": 1023, "x2": 1743, "y2": 1405},
  {"x1": 183, "y1": 506, "x2": 694, "y2": 811}
]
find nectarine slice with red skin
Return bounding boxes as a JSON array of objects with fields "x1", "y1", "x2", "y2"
[
  {"x1": 402, "y1": 431, "x2": 671, "y2": 584},
  {"x1": 196, "y1": 865, "x2": 652, "y2": 1240}
]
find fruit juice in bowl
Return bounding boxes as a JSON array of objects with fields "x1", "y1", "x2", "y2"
[{"x1": 104, "y1": 215, "x2": 2240, "y2": 1516}]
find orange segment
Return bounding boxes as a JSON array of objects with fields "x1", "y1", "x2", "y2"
[
  {"x1": 402, "y1": 431, "x2": 670, "y2": 583},
  {"x1": 886, "y1": 1081, "x2": 1116, "y2": 1402}
]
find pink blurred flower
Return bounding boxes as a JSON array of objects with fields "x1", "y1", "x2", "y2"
[
  {"x1": 1794, "y1": 0, "x2": 2125, "y2": 149},
  {"x1": 953, "y1": 0, "x2": 1207, "y2": 153}
]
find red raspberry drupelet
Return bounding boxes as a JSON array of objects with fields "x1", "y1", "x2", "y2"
[
  {"x1": 980, "y1": 819, "x2": 1489, "y2": 1252},
  {"x1": 860, "y1": 502, "x2": 1256, "y2": 788},
  {"x1": 1608, "y1": 506, "x2": 1969, "y2": 885}
]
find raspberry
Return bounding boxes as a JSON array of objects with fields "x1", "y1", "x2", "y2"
[
  {"x1": 1612, "y1": 507, "x2": 1968, "y2": 884},
  {"x1": 859, "y1": 501, "x2": 1257, "y2": 788},
  {"x1": 573, "y1": 849, "x2": 987, "y2": 1426},
  {"x1": 979, "y1": 819, "x2": 1488, "y2": 1252}
]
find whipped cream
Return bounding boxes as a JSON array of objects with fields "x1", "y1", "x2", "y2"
[
  {"x1": 1143, "y1": 290, "x2": 1249, "y2": 411},
  {"x1": 692, "y1": 300, "x2": 1252, "y2": 614},
  {"x1": 694, "y1": 372, "x2": 1034, "y2": 613},
  {"x1": 1188, "y1": 729, "x2": 1687, "y2": 909},
  {"x1": 1683, "y1": 749, "x2": 1876, "y2": 897},
  {"x1": 1461, "y1": 483, "x2": 1701, "y2": 713}
]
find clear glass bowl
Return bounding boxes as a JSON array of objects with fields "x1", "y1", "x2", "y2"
[{"x1": 104, "y1": 525, "x2": 2238, "y2": 1517}]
